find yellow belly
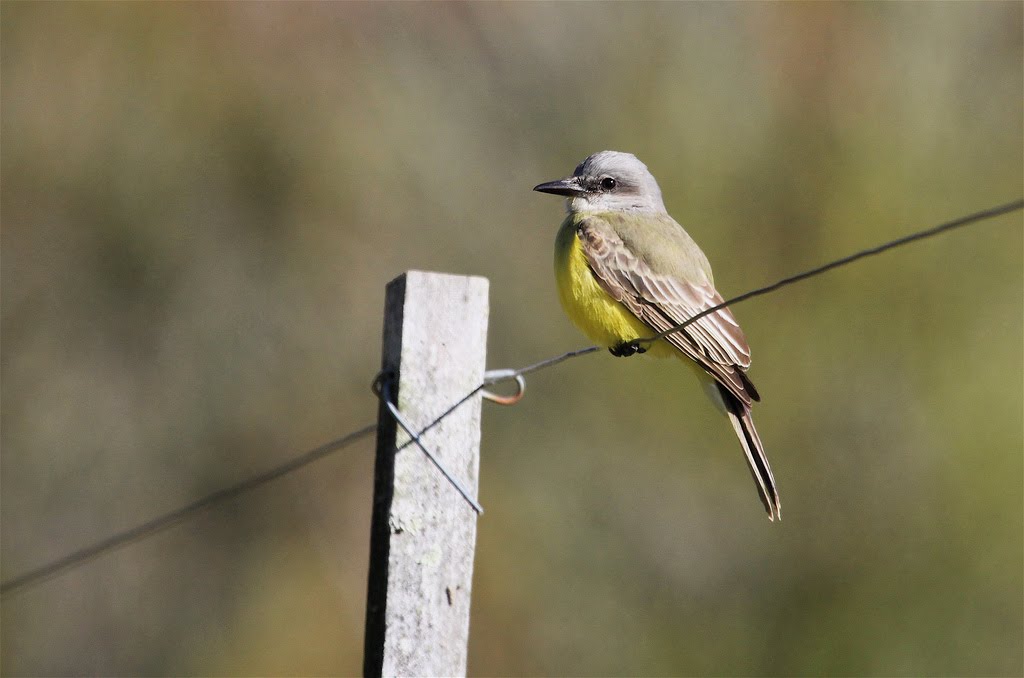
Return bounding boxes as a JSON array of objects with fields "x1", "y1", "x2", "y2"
[{"x1": 554, "y1": 218, "x2": 675, "y2": 359}]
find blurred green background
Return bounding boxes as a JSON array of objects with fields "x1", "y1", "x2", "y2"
[{"x1": 2, "y1": 2, "x2": 1021, "y2": 676}]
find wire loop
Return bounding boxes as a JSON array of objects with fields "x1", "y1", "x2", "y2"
[{"x1": 481, "y1": 370, "x2": 526, "y2": 406}]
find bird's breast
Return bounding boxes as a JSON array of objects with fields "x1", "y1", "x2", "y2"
[{"x1": 553, "y1": 216, "x2": 670, "y2": 355}]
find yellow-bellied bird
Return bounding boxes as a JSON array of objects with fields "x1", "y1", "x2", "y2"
[{"x1": 535, "y1": 151, "x2": 780, "y2": 520}]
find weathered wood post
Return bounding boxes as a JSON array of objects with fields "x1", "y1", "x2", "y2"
[{"x1": 364, "y1": 271, "x2": 489, "y2": 678}]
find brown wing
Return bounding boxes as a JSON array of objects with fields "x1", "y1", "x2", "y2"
[{"x1": 578, "y1": 218, "x2": 760, "y2": 407}]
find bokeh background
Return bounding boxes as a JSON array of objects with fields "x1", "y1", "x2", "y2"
[{"x1": 2, "y1": 3, "x2": 1021, "y2": 676}]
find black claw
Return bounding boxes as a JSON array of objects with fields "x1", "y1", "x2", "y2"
[{"x1": 610, "y1": 341, "x2": 646, "y2": 357}]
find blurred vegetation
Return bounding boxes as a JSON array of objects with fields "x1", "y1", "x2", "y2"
[{"x1": 2, "y1": 2, "x2": 1021, "y2": 676}]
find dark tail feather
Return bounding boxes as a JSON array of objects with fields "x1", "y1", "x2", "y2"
[{"x1": 718, "y1": 384, "x2": 780, "y2": 521}]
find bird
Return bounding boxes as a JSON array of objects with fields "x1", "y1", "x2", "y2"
[{"x1": 534, "y1": 150, "x2": 780, "y2": 520}]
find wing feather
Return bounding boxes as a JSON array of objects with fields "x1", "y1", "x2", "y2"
[{"x1": 577, "y1": 218, "x2": 759, "y2": 406}]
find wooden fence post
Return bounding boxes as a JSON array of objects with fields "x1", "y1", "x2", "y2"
[{"x1": 364, "y1": 270, "x2": 489, "y2": 678}]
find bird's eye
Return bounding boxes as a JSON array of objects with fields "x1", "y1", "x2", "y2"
[{"x1": 601, "y1": 177, "x2": 617, "y2": 190}]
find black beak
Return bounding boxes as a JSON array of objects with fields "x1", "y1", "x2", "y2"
[{"x1": 533, "y1": 177, "x2": 585, "y2": 197}]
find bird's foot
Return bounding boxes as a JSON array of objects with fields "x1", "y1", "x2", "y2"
[{"x1": 609, "y1": 341, "x2": 647, "y2": 357}]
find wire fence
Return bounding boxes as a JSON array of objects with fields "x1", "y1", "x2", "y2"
[{"x1": 2, "y1": 198, "x2": 1021, "y2": 598}]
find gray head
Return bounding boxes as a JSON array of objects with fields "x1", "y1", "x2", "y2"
[{"x1": 534, "y1": 151, "x2": 666, "y2": 214}]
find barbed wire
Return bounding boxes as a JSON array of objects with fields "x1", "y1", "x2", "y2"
[
  {"x1": 639, "y1": 198, "x2": 1024, "y2": 346},
  {"x1": 0, "y1": 426, "x2": 376, "y2": 596},
  {"x1": 374, "y1": 372, "x2": 484, "y2": 513},
  {"x1": 2, "y1": 198, "x2": 1020, "y2": 598},
  {"x1": 485, "y1": 198, "x2": 1024, "y2": 378}
]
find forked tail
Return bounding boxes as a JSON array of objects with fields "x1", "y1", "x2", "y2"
[{"x1": 718, "y1": 384, "x2": 781, "y2": 521}]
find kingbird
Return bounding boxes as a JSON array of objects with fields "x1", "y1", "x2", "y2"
[{"x1": 535, "y1": 151, "x2": 780, "y2": 520}]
